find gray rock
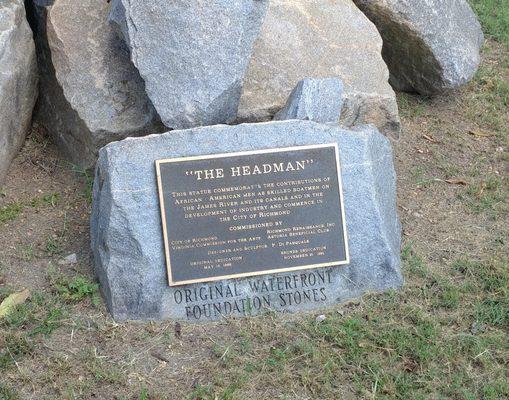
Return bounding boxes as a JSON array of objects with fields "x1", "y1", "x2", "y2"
[
  {"x1": 353, "y1": 0, "x2": 484, "y2": 95},
  {"x1": 58, "y1": 253, "x2": 77, "y2": 265},
  {"x1": 315, "y1": 314, "x2": 327, "y2": 323},
  {"x1": 27, "y1": 0, "x2": 162, "y2": 169},
  {"x1": 273, "y1": 78, "x2": 344, "y2": 124},
  {"x1": 238, "y1": 0, "x2": 401, "y2": 137},
  {"x1": 91, "y1": 120, "x2": 403, "y2": 322},
  {"x1": 0, "y1": 0, "x2": 38, "y2": 185},
  {"x1": 109, "y1": 0, "x2": 268, "y2": 130}
]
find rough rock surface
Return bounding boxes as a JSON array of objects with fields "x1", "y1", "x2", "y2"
[
  {"x1": 238, "y1": 0, "x2": 401, "y2": 137},
  {"x1": 91, "y1": 120, "x2": 403, "y2": 321},
  {"x1": 109, "y1": 0, "x2": 268, "y2": 130},
  {"x1": 0, "y1": 0, "x2": 38, "y2": 185},
  {"x1": 274, "y1": 78, "x2": 344, "y2": 123},
  {"x1": 354, "y1": 0, "x2": 484, "y2": 94},
  {"x1": 27, "y1": 0, "x2": 161, "y2": 169}
]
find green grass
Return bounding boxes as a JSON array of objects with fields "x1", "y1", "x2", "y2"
[
  {"x1": 433, "y1": 278, "x2": 461, "y2": 310},
  {"x1": 79, "y1": 348, "x2": 125, "y2": 385},
  {"x1": 0, "y1": 383, "x2": 18, "y2": 400},
  {"x1": 0, "y1": 333, "x2": 33, "y2": 370},
  {"x1": 470, "y1": 64, "x2": 509, "y2": 132},
  {"x1": 28, "y1": 306, "x2": 67, "y2": 337},
  {"x1": 476, "y1": 295, "x2": 509, "y2": 328},
  {"x1": 1, "y1": 274, "x2": 100, "y2": 373},
  {"x1": 465, "y1": 41, "x2": 509, "y2": 136},
  {"x1": 139, "y1": 387, "x2": 150, "y2": 400},
  {"x1": 17, "y1": 244, "x2": 34, "y2": 261},
  {"x1": 453, "y1": 258, "x2": 509, "y2": 330},
  {"x1": 0, "y1": 193, "x2": 60, "y2": 226},
  {"x1": 28, "y1": 193, "x2": 60, "y2": 208},
  {"x1": 184, "y1": 248, "x2": 509, "y2": 399},
  {"x1": 53, "y1": 275, "x2": 100, "y2": 305},
  {"x1": 396, "y1": 93, "x2": 432, "y2": 119},
  {"x1": 0, "y1": 202, "x2": 23, "y2": 225},
  {"x1": 402, "y1": 243, "x2": 428, "y2": 278},
  {"x1": 459, "y1": 175, "x2": 509, "y2": 215},
  {"x1": 0, "y1": 286, "x2": 12, "y2": 304},
  {"x1": 2, "y1": 292, "x2": 67, "y2": 338},
  {"x1": 469, "y1": 0, "x2": 509, "y2": 42},
  {"x1": 66, "y1": 162, "x2": 94, "y2": 203},
  {"x1": 44, "y1": 236, "x2": 64, "y2": 257}
]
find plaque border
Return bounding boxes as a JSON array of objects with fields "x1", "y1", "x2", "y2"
[{"x1": 155, "y1": 144, "x2": 350, "y2": 286}]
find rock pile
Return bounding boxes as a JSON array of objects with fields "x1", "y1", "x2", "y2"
[
  {"x1": 1, "y1": 0, "x2": 485, "y2": 180},
  {"x1": 238, "y1": 0, "x2": 402, "y2": 137}
]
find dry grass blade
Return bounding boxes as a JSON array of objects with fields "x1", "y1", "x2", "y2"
[
  {"x1": 444, "y1": 179, "x2": 468, "y2": 185},
  {"x1": 422, "y1": 133, "x2": 440, "y2": 143},
  {"x1": 468, "y1": 130, "x2": 495, "y2": 137}
]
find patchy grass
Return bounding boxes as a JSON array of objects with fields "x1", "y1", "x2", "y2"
[
  {"x1": 453, "y1": 258, "x2": 509, "y2": 330},
  {"x1": 401, "y1": 242, "x2": 428, "y2": 278},
  {"x1": 52, "y1": 274, "x2": 100, "y2": 305},
  {"x1": 66, "y1": 162, "x2": 95, "y2": 203},
  {"x1": 469, "y1": 0, "x2": 509, "y2": 42},
  {"x1": 0, "y1": 202, "x2": 23, "y2": 225},
  {"x1": 468, "y1": 61, "x2": 509, "y2": 134},
  {"x1": 79, "y1": 348, "x2": 126, "y2": 386},
  {"x1": 44, "y1": 235, "x2": 64, "y2": 257},
  {"x1": 0, "y1": 276, "x2": 100, "y2": 371},
  {"x1": 1, "y1": 291, "x2": 67, "y2": 338},
  {"x1": 0, "y1": 193, "x2": 60, "y2": 226},
  {"x1": 185, "y1": 248, "x2": 508, "y2": 399},
  {"x1": 174, "y1": 40, "x2": 509, "y2": 399},
  {"x1": 0, "y1": 384, "x2": 18, "y2": 400},
  {"x1": 0, "y1": 333, "x2": 33, "y2": 370},
  {"x1": 463, "y1": 31, "x2": 509, "y2": 140},
  {"x1": 16, "y1": 244, "x2": 34, "y2": 261},
  {"x1": 459, "y1": 175, "x2": 509, "y2": 215},
  {"x1": 396, "y1": 94, "x2": 432, "y2": 119},
  {"x1": 29, "y1": 193, "x2": 60, "y2": 208}
]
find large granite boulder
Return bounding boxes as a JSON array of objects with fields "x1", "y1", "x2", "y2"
[
  {"x1": 91, "y1": 121, "x2": 402, "y2": 321},
  {"x1": 237, "y1": 0, "x2": 401, "y2": 137},
  {"x1": 27, "y1": 0, "x2": 162, "y2": 169},
  {"x1": 109, "y1": 0, "x2": 268, "y2": 130},
  {"x1": 353, "y1": 0, "x2": 484, "y2": 95},
  {"x1": 0, "y1": 0, "x2": 38, "y2": 185}
]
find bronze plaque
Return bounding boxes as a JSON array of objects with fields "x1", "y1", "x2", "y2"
[{"x1": 156, "y1": 144, "x2": 349, "y2": 286}]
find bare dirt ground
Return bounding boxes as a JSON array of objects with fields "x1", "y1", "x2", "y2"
[{"x1": 0, "y1": 40, "x2": 507, "y2": 399}]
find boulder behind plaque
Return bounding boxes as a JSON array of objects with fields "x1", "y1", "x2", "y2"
[{"x1": 91, "y1": 121, "x2": 403, "y2": 321}]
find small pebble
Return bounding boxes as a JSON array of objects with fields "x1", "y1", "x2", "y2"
[
  {"x1": 58, "y1": 253, "x2": 77, "y2": 265},
  {"x1": 470, "y1": 321, "x2": 486, "y2": 335},
  {"x1": 315, "y1": 314, "x2": 327, "y2": 323}
]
